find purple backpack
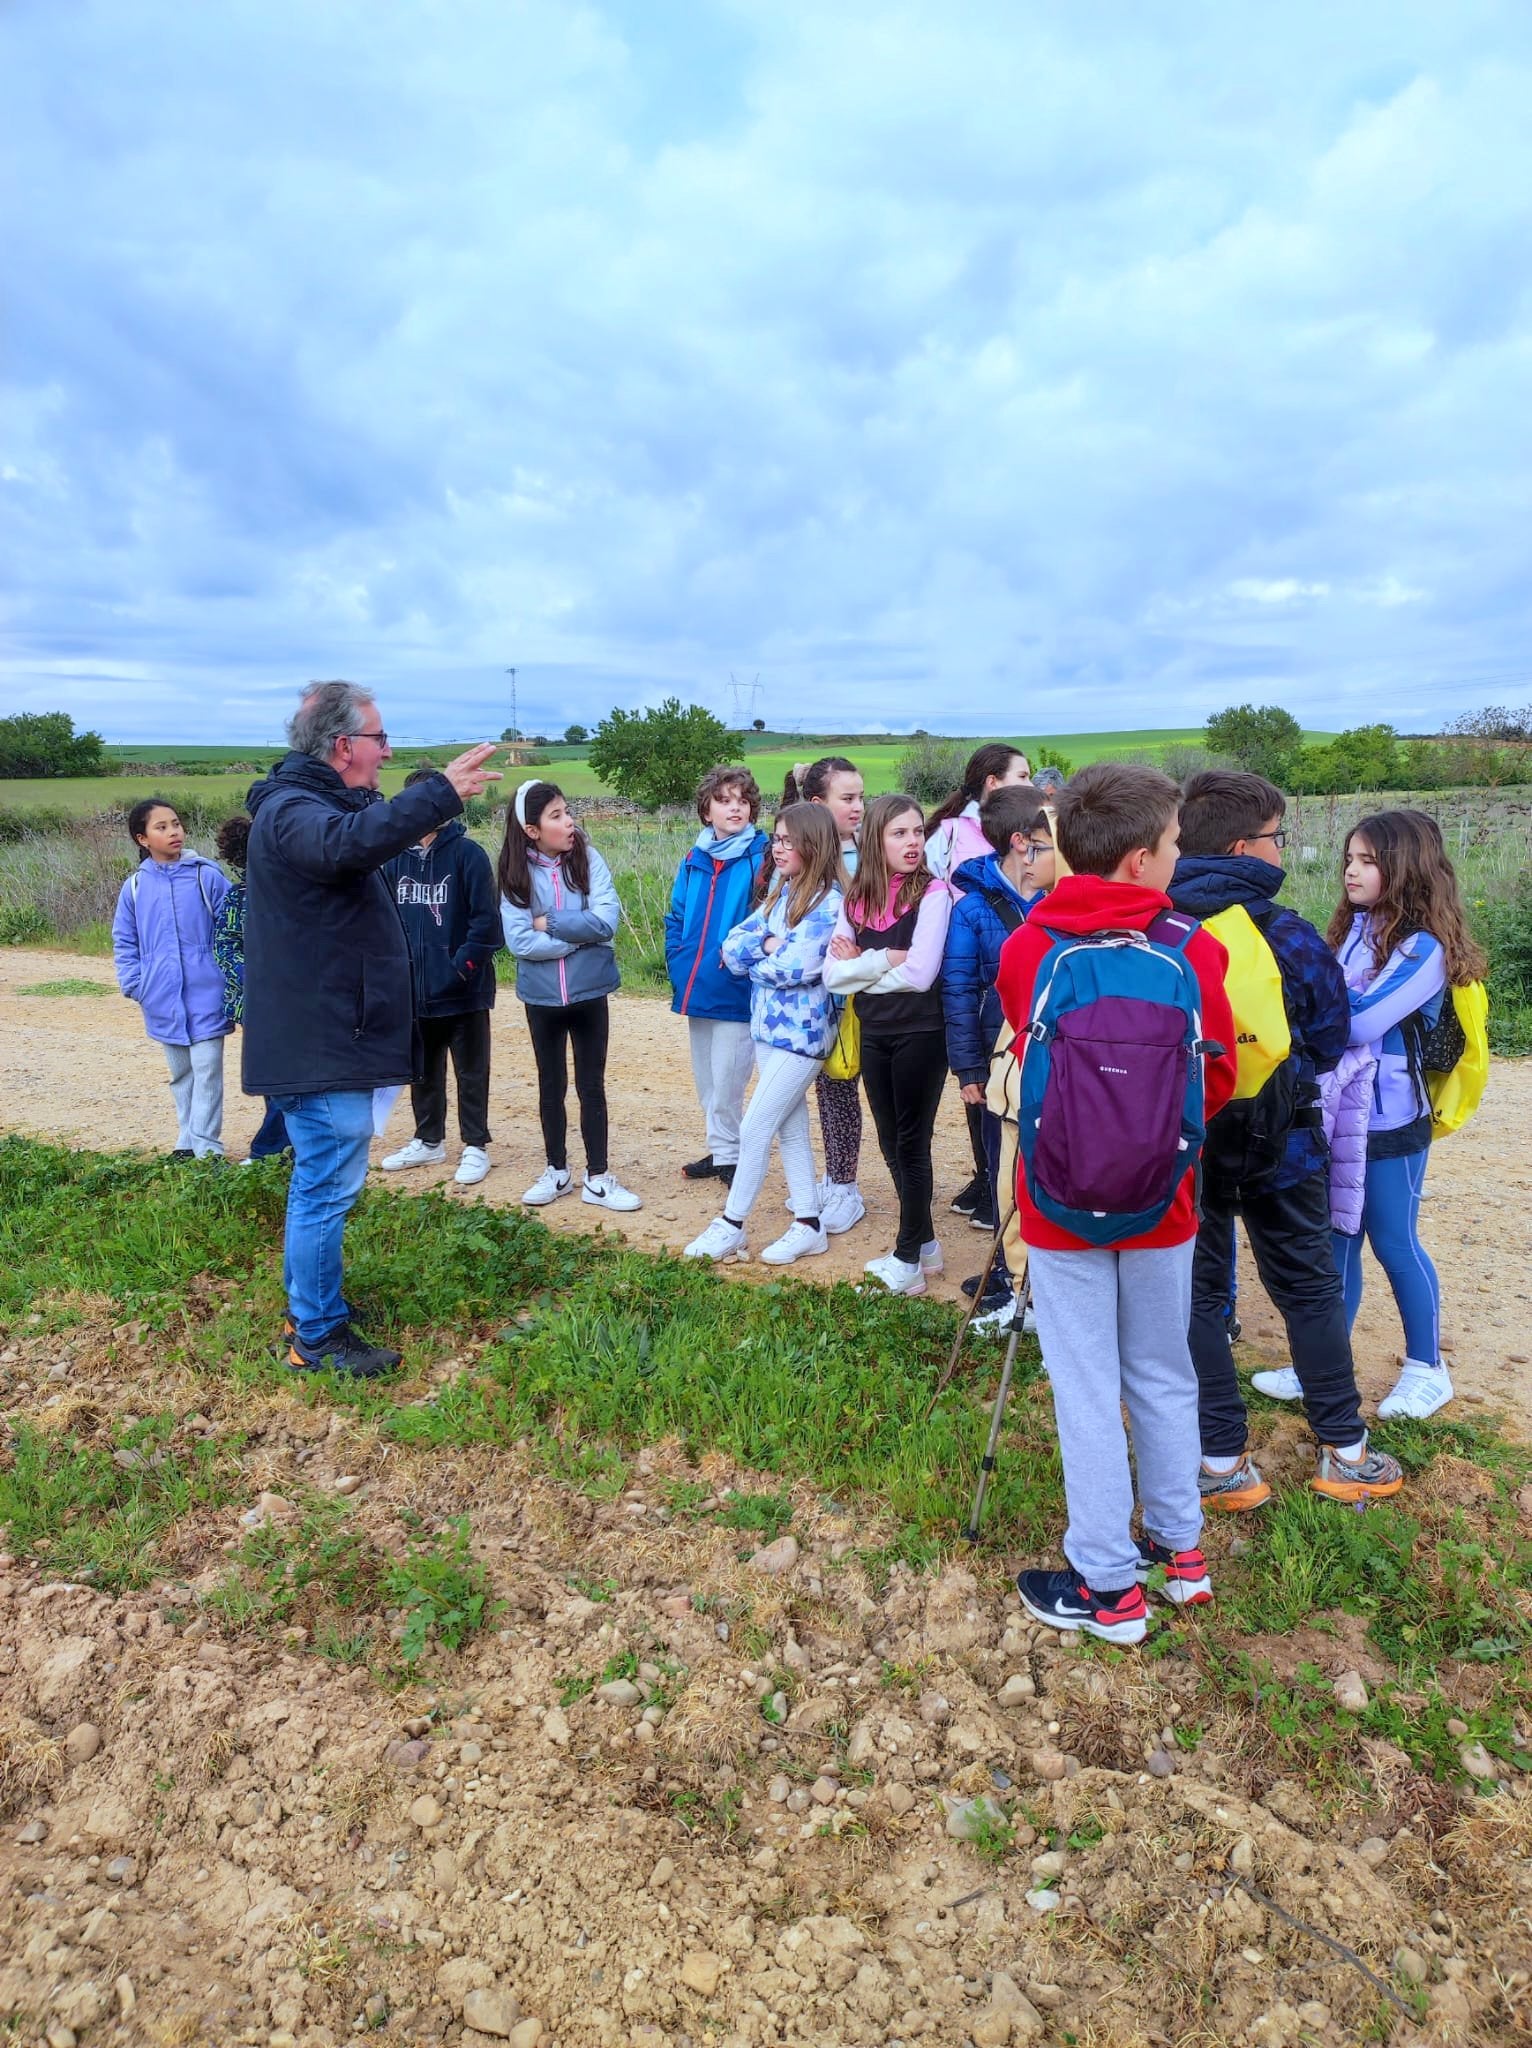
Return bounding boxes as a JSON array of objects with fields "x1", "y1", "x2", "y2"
[{"x1": 1014, "y1": 912, "x2": 1217, "y2": 1245}]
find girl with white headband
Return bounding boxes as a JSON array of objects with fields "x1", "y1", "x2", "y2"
[{"x1": 498, "y1": 781, "x2": 642, "y2": 1212}]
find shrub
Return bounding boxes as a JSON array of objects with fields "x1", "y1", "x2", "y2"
[
  {"x1": 0, "y1": 712, "x2": 105, "y2": 779},
  {"x1": 897, "y1": 736, "x2": 967, "y2": 807}
]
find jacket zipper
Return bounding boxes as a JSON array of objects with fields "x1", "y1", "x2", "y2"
[
  {"x1": 553, "y1": 862, "x2": 568, "y2": 1006},
  {"x1": 679, "y1": 858, "x2": 722, "y2": 1015}
]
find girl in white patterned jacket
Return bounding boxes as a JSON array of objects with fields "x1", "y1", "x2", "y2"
[{"x1": 683, "y1": 804, "x2": 846, "y2": 1267}]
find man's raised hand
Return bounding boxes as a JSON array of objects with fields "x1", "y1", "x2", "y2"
[{"x1": 443, "y1": 743, "x2": 504, "y2": 802}]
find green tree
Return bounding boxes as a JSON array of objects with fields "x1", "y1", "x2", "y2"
[
  {"x1": 752, "y1": 717, "x2": 766, "y2": 733},
  {"x1": 0, "y1": 712, "x2": 106, "y2": 779},
  {"x1": 563, "y1": 723, "x2": 589, "y2": 745},
  {"x1": 499, "y1": 726, "x2": 522, "y2": 743},
  {"x1": 1291, "y1": 723, "x2": 1400, "y2": 793},
  {"x1": 1028, "y1": 743, "x2": 1073, "y2": 775},
  {"x1": 1204, "y1": 703, "x2": 1303, "y2": 782},
  {"x1": 587, "y1": 697, "x2": 732, "y2": 808}
]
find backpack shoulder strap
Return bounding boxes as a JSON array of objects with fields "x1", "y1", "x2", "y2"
[
  {"x1": 977, "y1": 882, "x2": 1025, "y2": 935},
  {"x1": 1147, "y1": 909, "x2": 1199, "y2": 953}
]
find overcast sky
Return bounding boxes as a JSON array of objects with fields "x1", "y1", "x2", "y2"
[{"x1": 3, "y1": 0, "x2": 1530, "y2": 746}]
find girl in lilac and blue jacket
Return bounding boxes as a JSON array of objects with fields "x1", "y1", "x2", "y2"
[{"x1": 112, "y1": 797, "x2": 232, "y2": 1159}]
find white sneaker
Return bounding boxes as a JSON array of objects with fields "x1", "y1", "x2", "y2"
[
  {"x1": 1251, "y1": 1365, "x2": 1303, "y2": 1402},
  {"x1": 382, "y1": 1138, "x2": 446, "y2": 1172},
  {"x1": 919, "y1": 1238, "x2": 944, "y2": 1275},
  {"x1": 522, "y1": 1165, "x2": 573, "y2": 1206},
  {"x1": 583, "y1": 1172, "x2": 642, "y2": 1212},
  {"x1": 861, "y1": 1253, "x2": 926, "y2": 1296},
  {"x1": 1377, "y1": 1360, "x2": 1454, "y2": 1421},
  {"x1": 685, "y1": 1216, "x2": 748, "y2": 1262},
  {"x1": 820, "y1": 1182, "x2": 866, "y2": 1235},
  {"x1": 761, "y1": 1220, "x2": 828, "y2": 1265},
  {"x1": 454, "y1": 1146, "x2": 491, "y2": 1186}
]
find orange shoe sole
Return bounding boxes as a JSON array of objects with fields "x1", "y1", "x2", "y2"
[
  {"x1": 1202, "y1": 1480, "x2": 1273, "y2": 1512},
  {"x1": 1310, "y1": 1472, "x2": 1405, "y2": 1504}
]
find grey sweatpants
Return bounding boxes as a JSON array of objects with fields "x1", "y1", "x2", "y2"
[
  {"x1": 163, "y1": 1037, "x2": 225, "y2": 1157},
  {"x1": 687, "y1": 1016, "x2": 755, "y2": 1167},
  {"x1": 1027, "y1": 1240, "x2": 1201, "y2": 1589}
]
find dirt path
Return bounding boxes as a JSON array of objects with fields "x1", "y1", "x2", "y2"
[{"x1": 4, "y1": 945, "x2": 1529, "y2": 1431}]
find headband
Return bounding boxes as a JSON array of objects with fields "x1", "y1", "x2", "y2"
[{"x1": 514, "y1": 780, "x2": 540, "y2": 828}]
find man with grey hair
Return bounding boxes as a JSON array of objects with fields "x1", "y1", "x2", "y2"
[{"x1": 243, "y1": 683, "x2": 500, "y2": 1377}]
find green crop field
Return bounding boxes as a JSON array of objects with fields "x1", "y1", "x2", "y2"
[{"x1": 8, "y1": 727, "x2": 1340, "y2": 816}]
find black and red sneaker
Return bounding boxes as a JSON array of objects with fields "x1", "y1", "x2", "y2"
[
  {"x1": 1016, "y1": 1569, "x2": 1148, "y2": 1645},
  {"x1": 1134, "y1": 1538, "x2": 1213, "y2": 1607},
  {"x1": 287, "y1": 1324, "x2": 401, "y2": 1380}
]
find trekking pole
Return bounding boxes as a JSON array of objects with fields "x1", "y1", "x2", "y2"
[
  {"x1": 963, "y1": 1270, "x2": 1031, "y2": 1544},
  {"x1": 925, "y1": 1191, "x2": 1015, "y2": 1419}
]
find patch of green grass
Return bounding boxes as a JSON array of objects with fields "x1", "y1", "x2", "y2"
[
  {"x1": 557, "y1": 1673, "x2": 595, "y2": 1707},
  {"x1": 17, "y1": 978, "x2": 109, "y2": 997},
  {"x1": 0, "y1": 1414, "x2": 241, "y2": 1589},
  {"x1": 713, "y1": 1490, "x2": 794, "y2": 1540},
  {"x1": 207, "y1": 1494, "x2": 386, "y2": 1634}
]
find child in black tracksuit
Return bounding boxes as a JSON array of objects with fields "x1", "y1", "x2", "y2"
[{"x1": 383, "y1": 774, "x2": 503, "y2": 1185}]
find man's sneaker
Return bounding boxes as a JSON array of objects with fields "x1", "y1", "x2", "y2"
[
  {"x1": 761, "y1": 1220, "x2": 828, "y2": 1265},
  {"x1": 522, "y1": 1165, "x2": 573, "y2": 1206},
  {"x1": 820, "y1": 1182, "x2": 865, "y2": 1235},
  {"x1": 288, "y1": 1325, "x2": 402, "y2": 1379},
  {"x1": 970, "y1": 1194, "x2": 999, "y2": 1233},
  {"x1": 861, "y1": 1253, "x2": 925, "y2": 1296},
  {"x1": 1135, "y1": 1538, "x2": 1213, "y2": 1607},
  {"x1": 382, "y1": 1138, "x2": 446, "y2": 1171},
  {"x1": 682, "y1": 1154, "x2": 719, "y2": 1179},
  {"x1": 950, "y1": 1174, "x2": 985, "y2": 1217},
  {"x1": 1377, "y1": 1361, "x2": 1454, "y2": 1421},
  {"x1": 684, "y1": 1216, "x2": 748, "y2": 1262},
  {"x1": 1199, "y1": 1456, "x2": 1273, "y2": 1512},
  {"x1": 919, "y1": 1238, "x2": 944, "y2": 1275},
  {"x1": 1251, "y1": 1365, "x2": 1302, "y2": 1402},
  {"x1": 454, "y1": 1146, "x2": 491, "y2": 1186},
  {"x1": 1016, "y1": 1569, "x2": 1148, "y2": 1646},
  {"x1": 583, "y1": 1172, "x2": 642, "y2": 1212},
  {"x1": 965, "y1": 1276, "x2": 1015, "y2": 1315},
  {"x1": 1312, "y1": 1441, "x2": 1406, "y2": 1504}
]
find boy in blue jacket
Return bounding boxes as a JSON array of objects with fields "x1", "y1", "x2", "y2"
[
  {"x1": 665, "y1": 766, "x2": 769, "y2": 1185},
  {"x1": 941, "y1": 786, "x2": 1055, "y2": 1313},
  {"x1": 382, "y1": 770, "x2": 503, "y2": 1186},
  {"x1": 1171, "y1": 771, "x2": 1403, "y2": 1509}
]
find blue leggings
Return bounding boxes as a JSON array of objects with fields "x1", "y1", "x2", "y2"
[{"x1": 1331, "y1": 1145, "x2": 1439, "y2": 1364}]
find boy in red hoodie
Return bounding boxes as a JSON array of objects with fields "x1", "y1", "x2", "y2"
[{"x1": 994, "y1": 763, "x2": 1237, "y2": 1643}]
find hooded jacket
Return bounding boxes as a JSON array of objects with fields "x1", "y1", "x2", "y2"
[
  {"x1": 993, "y1": 874, "x2": 1237, "y2": 1252},
  {"x1": 941, "y1": 852, "x2": 1036, "y2": 1084},
  {"x1": 665, "y1": 828, "x2": 770, "y2": 1023},
  {"x1": 1319, "y1": 1043, "x2": 1377, "y2": 1234},
  {"x1": 499, "y1": 844, "x2": 621, "y2": 1008},
  {"x1": 925, "y1": 804, "x2": 990, "y2": 882},
  {"x1": 1168, "y1": 854, "x2": 1350, "y2": 1190},
  {"x1": 1334, "y1": 912, "x2": 1447, "y2": 1147},
  {"x1": 112, "y1": 850, "x2": 232, "y2": 1046},
  {"x1": 384, "y1": 819, "x2": 501, "y2": 1019},
  {"x1": 242, "y1": 753, "x2": 463, "y2": 1096}
]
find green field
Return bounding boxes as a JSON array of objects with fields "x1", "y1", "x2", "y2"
[{"x1": 7, "y1": 728, "x2": 1341, "y2": 815}]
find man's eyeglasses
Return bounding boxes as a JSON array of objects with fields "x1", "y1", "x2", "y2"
[
  {"x1": 348, "y1": 727, "x2": 389, "y2": 748},
  {"x1": 1250, "y1": 828, "x2": 1288, "y2": 849}
]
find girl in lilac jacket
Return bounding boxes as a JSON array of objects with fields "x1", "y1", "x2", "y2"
[{"x1": 112, "y1": 798, "x2": 232, "y2": 1158}]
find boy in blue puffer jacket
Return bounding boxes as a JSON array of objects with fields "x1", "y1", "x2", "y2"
[
  {"x1": 665, "y1": 766, "x2": 770, "y2": 1187},
  {"x1": 941, "y1": 787, "x2": 1056, "y2": 1312},
  {"x1": 1170, "y1": 771, "x2": 1403, "y2": 1512}
]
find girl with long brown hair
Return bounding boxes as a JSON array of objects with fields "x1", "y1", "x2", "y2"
[
  {"x1": 498, "y1": 781, "x2": 641, "y2": 1213},
  {"x1": 924, "y1": 742, "x2": 1031, "y2": 883},
  {"x1": 683, "y1": 804, "x2": 847, "y2": 1266},
  {"x1": 1325, "y1": 808, "x2": 1487, "y2": 1420},
  {"x1": 825, "y1": 793, "x2": 953, "y2": 1294}
]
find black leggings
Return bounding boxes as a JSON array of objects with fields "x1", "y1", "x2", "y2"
[
  {"x1": 525, "y1": 997, "x2": 609, "y2": 1176},
  {"x1": 860, "y1": 1031, "x2": 948, "y2": 1263}
]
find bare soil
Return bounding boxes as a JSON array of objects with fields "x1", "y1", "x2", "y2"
[
  {"x1": 3, "y1": 947, "x2": 1529, "y2": 1433},
  {"x1": 3, "y1": 948, "x2": 1532, "y2": 2048}
]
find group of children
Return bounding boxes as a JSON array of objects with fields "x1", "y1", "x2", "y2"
[{"x1": 111, "y1": 747, "x2": 1484, "y2": 1645}]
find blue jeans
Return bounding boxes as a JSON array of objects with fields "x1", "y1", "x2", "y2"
[
  {"x1": 270, "y1": 1090, "x2": 374, "y2": 1348},
  {"x1": 249, "y1": 1098, "x2": 291, "y2": 1158},
  {"x1": 1332, "y1": 1144, "x2": 1440, "y2": 1364}
]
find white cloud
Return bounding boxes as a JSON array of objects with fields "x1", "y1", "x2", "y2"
[{"x1": 2, "y1": 0, "x2": 1530, "y2": 741}]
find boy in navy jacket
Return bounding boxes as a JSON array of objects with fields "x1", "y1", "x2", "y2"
[
  {"x1": 1170, "y1": 771, "x2": 1403, "y2": 1510},
  {"x1": 665, "y1": 766, "x2": 769, "y2": 1184},
  {"x1": 941, "y1": 786, "x2": 1055, "y2": 1312},
  {"x1": 382, "y1": 772, "x2": 503, "y2": 1186}
]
